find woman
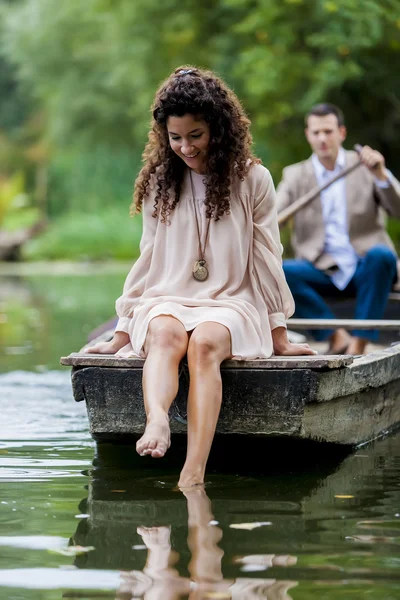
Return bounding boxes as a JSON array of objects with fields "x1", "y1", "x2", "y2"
[{"x1": 87, "y1": 66, "x2": 315, "y2": 488}]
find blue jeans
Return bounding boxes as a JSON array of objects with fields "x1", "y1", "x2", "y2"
[{"x1": 283, "y1": 245, "x2": 398, "y2": 342}]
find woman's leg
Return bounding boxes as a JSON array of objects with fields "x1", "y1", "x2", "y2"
[
  {"x1": 137, "y1": 316, "x2": 189, "y2": 458},
  {"x1": 183, "y1": 486, "x2": 226, "y2": 587},
  {"x1": 178, "y1": 322, "x2": 231, "y2": 488}
]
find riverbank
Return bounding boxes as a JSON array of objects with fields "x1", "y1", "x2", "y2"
[{"x1": 0, "y1": 260, "x2": 134, "y2": 277}]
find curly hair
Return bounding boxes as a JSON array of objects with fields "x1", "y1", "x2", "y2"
[{"x1": 131, "y1": 66, "x2": 261, "y2": 223}]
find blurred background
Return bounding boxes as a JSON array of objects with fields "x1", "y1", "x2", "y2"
[
  {"x1": 1, "y1": 8, "x2": 400, "y2": 597},
  {"x1": 1, "y1": 0, "x2": 400, "y2": 263}
]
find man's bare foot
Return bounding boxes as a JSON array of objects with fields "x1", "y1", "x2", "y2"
[
  {"x1": 136, "y1": 414, "x2": 171, "y2": 458},
  {"x1": 346, "y1": 336, "x2": 368, "y2": 355},
  {"x1": 326, "y1": 328, "x2": 353, "y2": 354}
]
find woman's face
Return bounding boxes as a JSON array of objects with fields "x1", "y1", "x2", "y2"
[{"x1": 167, "y1": 114, "x2": 210, "y2": 174}]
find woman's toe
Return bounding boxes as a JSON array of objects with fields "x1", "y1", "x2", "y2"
[{"x1": 152, "y1": 443, "x2": 167, "y2": 458}]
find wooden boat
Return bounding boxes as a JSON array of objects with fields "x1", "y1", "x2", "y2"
[
  {"x1": 62, "y1": 153, "x2": 400, "y2": 450},
  {"x1": 60, "y1": 318, "x2": 400, "y2": 448}
]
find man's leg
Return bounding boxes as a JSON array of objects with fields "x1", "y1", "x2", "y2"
[
  {"x1": 283, "y1": 259, "x2": 349, "y2": 348},
  {"x1": 348, "y1": 245, "x2": 397, "y2": 353}
]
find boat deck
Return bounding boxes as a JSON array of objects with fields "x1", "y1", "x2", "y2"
[{"x1": 60, "y1": 342, "x2": 400, "y2": 446}]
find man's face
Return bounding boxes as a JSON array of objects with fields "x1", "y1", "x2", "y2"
[{"x1": 305, "y1": 114, "x2": 346, "y2": 164}]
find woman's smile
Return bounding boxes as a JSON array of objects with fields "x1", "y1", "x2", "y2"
[{"x1": 167, "y1": 114, "x2": 210, "y2": 174}]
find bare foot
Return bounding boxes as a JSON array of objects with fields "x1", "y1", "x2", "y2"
[
  {"x1": 137, "y1": 526, "x2": 178, "y2": 575},
  {"x1": 327, "y1": 328, "x2": 353, "y2": 354},
  {"x1": 346, "y1": 337, "x2": 368, "y2": 355},
  {"x1": 136, "y1": 414, "x2": 171, "y2": 458},
  {"x1": 178, "y1": 467, "x2": 205, "y2": 489}
]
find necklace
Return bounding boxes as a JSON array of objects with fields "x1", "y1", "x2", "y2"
[{"x1": 189, "y1": 170, "x2": 211, "y2": 282}]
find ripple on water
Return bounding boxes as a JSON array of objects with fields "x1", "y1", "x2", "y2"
[
  {"x1": 0, "y1": 568, "x2": 120, "y2": 590},
  {"x1": 2, "y1": 367, "x2": 400, "y2": 598},
  {"x1": 0, "y1": 370, "x2": 91, "y2": 482},
  {"x1": 0, "y1": 371, "x2": 89, "y2": 441}
]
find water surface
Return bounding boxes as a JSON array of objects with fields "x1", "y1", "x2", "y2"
[{"x1": 0, "y1": 271, "x2": 399, "y2": 599}]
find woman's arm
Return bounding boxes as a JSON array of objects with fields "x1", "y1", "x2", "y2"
[{"x1": 252, "y1": 166, "x2": 316, "y2": 356}]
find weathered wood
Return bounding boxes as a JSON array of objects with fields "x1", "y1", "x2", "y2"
[
  {"x1": 73, "y1": 366, "x2": 313, "y2": 438},
  {"x1": 303, "y1": 379, "x2": 400, "y2": 444},
  {"x1": 288, "y1": 318, "x2": 400, "y2": 330},
  {"x1": 61, "y1": 352, "x2": 353, "y2": 370},
  {"x1": 65, "y1": 344, "x2": 400, "y2": 445}
]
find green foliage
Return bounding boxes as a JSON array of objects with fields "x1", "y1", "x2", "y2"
[
  {"x1": 0, "y1": 0, "x2": 400, "y2": 256},
  {"x1": 47, "y1": 145, "x2": 141, "y2": 216},
  {"x1": 23, "y1": 208, "x2": 142, "y2": 261},
  {"x1": 0, "y1": 169, "x2": 40, "y2": 231},
  {"x1": 387, "y1": 218, "x2": 400, "y2": 253},
  {"x1": 2, "y1": 0, "x2": 400, "y2": 180},
  {"x1": 0, "y1": 53, "x2": 32, "y2": 136},
  {"x1": 0, "y1": 171, "x2": 24, "y2": 222}
]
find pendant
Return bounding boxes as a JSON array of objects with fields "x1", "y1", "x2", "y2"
[{"x1": 193, "y1": 259, "x2": 209, "y2": 281}]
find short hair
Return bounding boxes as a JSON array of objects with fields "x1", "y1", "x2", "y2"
[{"x1": 305, "y1": 103, "x2": 345, "y2": 127}]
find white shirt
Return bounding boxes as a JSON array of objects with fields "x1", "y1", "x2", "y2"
[
  {"x1": 312, "y1": 148, "x2": 359, "y2": 290},
  {"x1": 312, "y1": 149, "x2": 392, "y2": 290}
]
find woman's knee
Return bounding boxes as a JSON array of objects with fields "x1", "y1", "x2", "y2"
[
  {"x1": 146, "y1": 318, "x2": 188, "y2": 354},
  {"x1": 187, "y1": 332, "x2": 224, "y2": 366}
]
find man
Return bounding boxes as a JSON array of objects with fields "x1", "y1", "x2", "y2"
[{"x1": 276, "y1": 103, "x2": 400, "y2": 355}]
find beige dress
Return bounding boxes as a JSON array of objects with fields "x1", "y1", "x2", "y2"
[{"x1": 115, "y1": 163, "x2": 294, "y2": 359}]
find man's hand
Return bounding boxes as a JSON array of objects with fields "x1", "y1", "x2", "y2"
[{"x1": 359, "y1": 145, "x2": 387, "y2": 181}]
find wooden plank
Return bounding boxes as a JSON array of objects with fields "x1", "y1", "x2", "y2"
[
  {"x1": 60, "y1": 352, "x2": 353, "y2": 370},
  {"x1": 315, "y1": 343, "x2": 400, "y2": 402},
  {"x1": 288, "y1": 318, "x2": 400, "y2": 330}
]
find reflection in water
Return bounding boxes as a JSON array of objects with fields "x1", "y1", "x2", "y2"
[
  {"x1": 71, "y1": 444, "x2": 344, "y2": 599},
  {"x1": 69, "y1": 434, "x2": 400, "y2": 599},
  {"x1": 0, "y1": 272, "x2": 126, "y2": 372},
  {"x1": 113, "y1": 486, "x2": 297, "y2": 600},
  {"x1": 1, "y1": 360, "x2": 400, "y2": 598}
]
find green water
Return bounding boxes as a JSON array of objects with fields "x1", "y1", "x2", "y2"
[{"x1": 1, "y1": 270, "x2": 400, "y2": 599}]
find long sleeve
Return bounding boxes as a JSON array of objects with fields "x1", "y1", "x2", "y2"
[
  {"x1": 374, "y1": 170, "x2": 400, "y2": 218},
  {"x1": 115, "y1": 194, "x2": 158, "y2": 333},
  {"x1": 252, "y1": 168, "x2": 295, "y2": 330},
  {"x1": 275, "y1": 166, "x2": 296, "y2": 214}
]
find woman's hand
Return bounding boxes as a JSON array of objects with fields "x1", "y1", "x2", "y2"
[
  {"x1": 272, "y1": 327, "x2": 317, "y2": 356},
  {"x1": 85, "y1": 331, "x2": 130, "y2": 354}
]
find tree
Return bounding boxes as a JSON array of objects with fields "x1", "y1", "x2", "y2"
[{"x1": 1, "y1": 0, "x2": 399, "y2": 178}]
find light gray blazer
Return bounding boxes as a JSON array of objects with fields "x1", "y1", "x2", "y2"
[{"x1": 276, "y1": 150, "x2": 400, "y2": 284}]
